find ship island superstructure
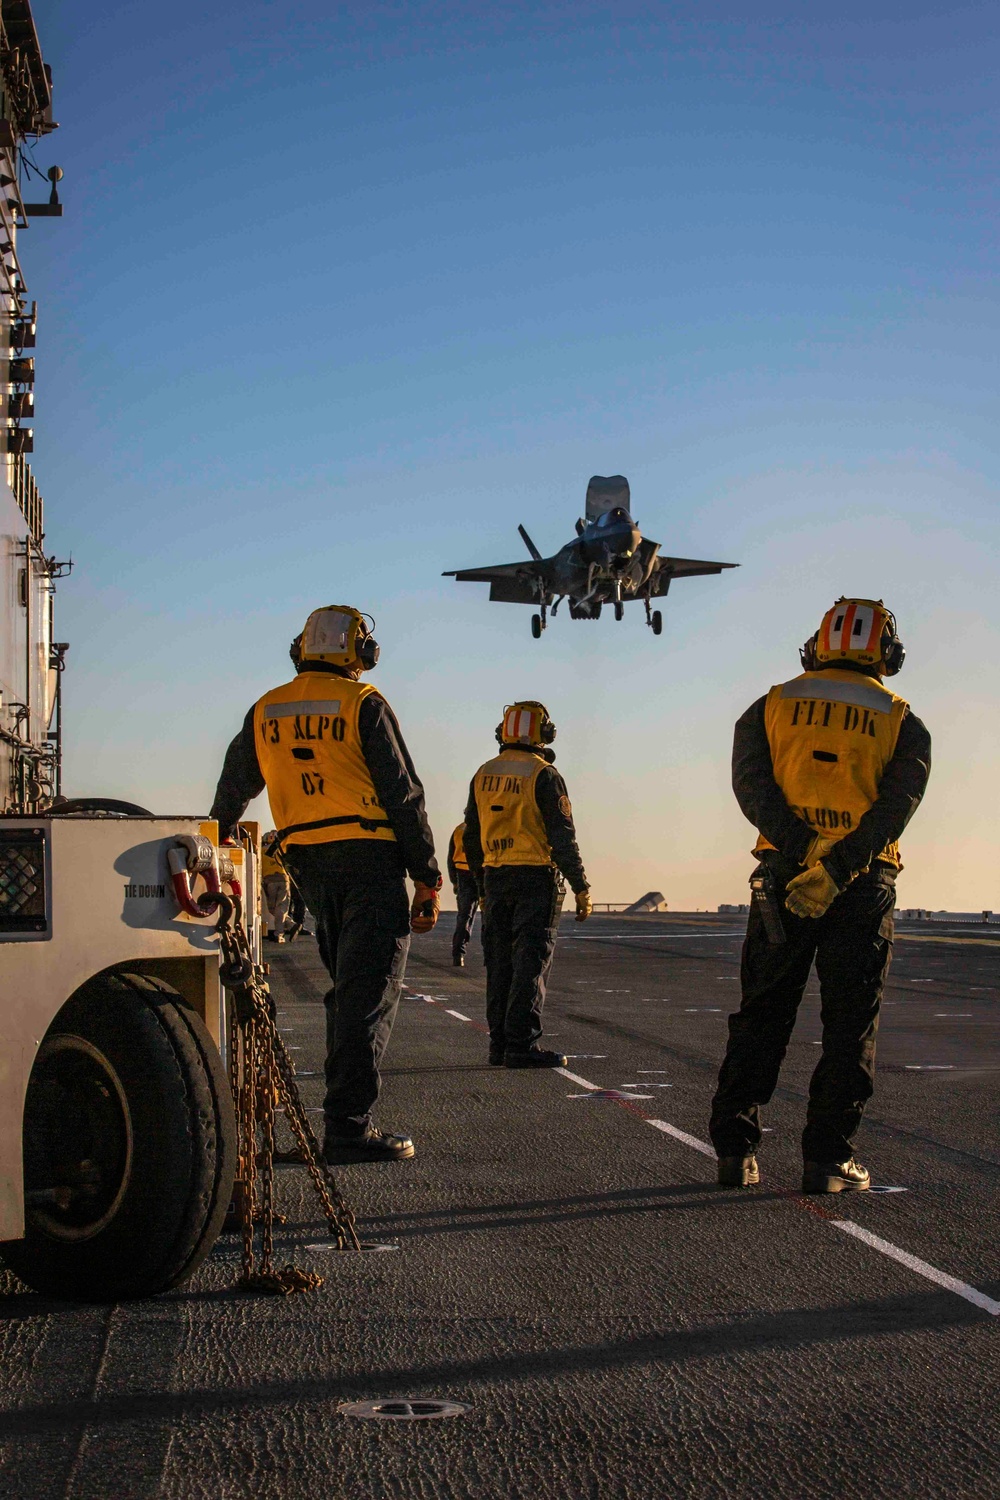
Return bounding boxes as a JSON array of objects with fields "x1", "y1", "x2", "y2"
[{"x1": 0, "y1": 0, "x2": 65, "y2": 816}]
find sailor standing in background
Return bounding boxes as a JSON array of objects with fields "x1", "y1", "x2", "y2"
[
  {"x1": 260, "y1": 829, "x2": 291, "y2": 942},
  {"x1": 210, "y1": 605, "x2": 442, "y2": 1163},
  {"x1": 710, "y1": 599, "x2": 931, "y2": 1193},
  {"x1": 447, "y1": 821, "x2": 479, "y2": 967},
  {"x1": 464, "y1": 701, "x2": 592, "y2": 1069}
]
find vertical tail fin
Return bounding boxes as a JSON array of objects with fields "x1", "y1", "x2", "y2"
[{"x1": 518, "y1": 524, "x2": 543, "y2": 562}]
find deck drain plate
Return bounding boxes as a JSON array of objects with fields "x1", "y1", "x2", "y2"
[{"x1": 339, "y1": 1397, "x2": 470, "y2": 1421}]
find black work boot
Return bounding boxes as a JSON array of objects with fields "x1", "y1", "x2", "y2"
[
  {"x1": 717, "y1": 1155, "x2": 761, "y2": 1188},
  {"x1": 323, "y1": 1127, "x2": 415, "y2": 1164},
  {"x1": 801, "y1": 1157, "x2": 871, "y2": 1193},
  {"x1": 453, "y1": 954, "x2": 465, "y2": 967},
  {"x1": 488, "y1": 1043, "x2": 505, "y2": 1066},
  {"x1": 504, "y1": 1047, "x2": 567, "y2": 1069}
]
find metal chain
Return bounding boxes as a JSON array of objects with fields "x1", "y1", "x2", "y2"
[
  {"x1": 219, "y1": 909, "x2": 359, "y2": 1294},
  {"x1": 271, "y1": 1032, "x2": 360, "y2": 1251}
]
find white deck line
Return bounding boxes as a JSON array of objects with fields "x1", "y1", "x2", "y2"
[
  {"x1": 832, "y1": 1222, "x2": 1000, "y2": 1316},
  {"x1": 644, "y1": 1119, "x2": 716, "y2": 1157},
  {"x1": 555, "y1": 1066, "x2": 602, "y2": 1090},
  {"x1": 445, "y1": 1009, "x2": 472, "y2": 1022}
]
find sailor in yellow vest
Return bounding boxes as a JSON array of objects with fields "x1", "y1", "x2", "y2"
[
  {"x1": 464, "y1": 701, "x2": 592, "y2": 1068},
  {"x1": 710, "y1": 599, "x2": 931, "y2": 1193},
  {"x1": 260, "y1": 829, "x2": 291, "y2": 943},
  {"x1": 447, "y1": 821, "x2": 480, "y2": 968},
  {"x1": 210, "y1": 606, "x2": 442, "y2": 1163}
]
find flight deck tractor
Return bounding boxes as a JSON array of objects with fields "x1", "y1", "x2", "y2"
[{"x1": 0, "y1": 0, "x2": 247, "y2": 1301}]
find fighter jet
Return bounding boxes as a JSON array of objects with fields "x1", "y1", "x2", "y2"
[{"x1": 443, "y1": 475, "x2": 737, "y2": 638}]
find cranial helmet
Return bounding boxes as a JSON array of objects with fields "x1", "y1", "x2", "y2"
[
  {"x1": 800, "y1": 597, "x2": 904, "y2": 676},
  {"x1": 496, "y1": 701, "x2": 556, "y2": 748},
  {"x1": 290, "y1": 605, "x2": 380, "y2": 672}
]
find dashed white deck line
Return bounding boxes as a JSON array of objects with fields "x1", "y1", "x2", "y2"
[
  {"x1": 431, "y1": 1000, "x2": 998, "y2": 1317},
  {"x1": 445, "y1": 1009, "x2": 472, "y2": 1022},
  {"x1": 831, "y1": 1223, "x2": 1000, "y2": 1316},
  {"x1": 645, "y1": 1119, "x2": 716, "y2": 1158}
]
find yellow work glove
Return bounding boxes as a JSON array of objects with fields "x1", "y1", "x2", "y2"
[
  {"x1": 575, "y1": 890, "x2": 593, "y2": 923},
  {"x1": 784, "y1": 863, "x2": 839, "y2": 920},
  {"x1": 803, "y1": 833, "x2": 837, "y2": 867},
  {"x1": 410, "y1": 876, "x2": 442, "y2": 934}
]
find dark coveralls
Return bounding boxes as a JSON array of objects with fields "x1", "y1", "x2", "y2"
[
  {"x1": 210, "y1": 663, "x2": 439, "y2": 1139},
  {"x1": 464, "y1": 749, "x2": 588, "y2": 1053},
  {"x1": 709, "y1": 688, "x2": 931, "y2": 1164},
  {"x1": 447, "y1": 827, "x2": 480, "y2": 962}
]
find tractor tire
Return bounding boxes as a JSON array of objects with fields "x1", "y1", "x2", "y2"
[{"x1": 2, "y1": 972, "x2": 235, "y2": 1301}]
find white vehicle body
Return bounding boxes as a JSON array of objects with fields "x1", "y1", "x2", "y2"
[{"x1": 0, "y1": 816, "x2": 252, "y2": 1241}]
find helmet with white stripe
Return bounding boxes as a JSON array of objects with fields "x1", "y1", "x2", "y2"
[
  {"x1": 801, "y1": 598, "x2": 904, "y2": 676},
  {"x1": 496, "y1": 700, "x2": 556, "y2": 747}
]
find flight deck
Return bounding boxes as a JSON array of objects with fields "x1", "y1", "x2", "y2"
[{"x1": 1, "y1": 912, "x2": 997, "y2": 1499}]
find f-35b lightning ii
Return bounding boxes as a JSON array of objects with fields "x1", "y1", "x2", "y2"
[{"x1": 444, "y1": 475, "x2": 737, "y2": 638}]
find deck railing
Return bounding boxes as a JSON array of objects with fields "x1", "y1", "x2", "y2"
[{"x1": 8, "y1": 452, "x2": 42, "y2": 543}]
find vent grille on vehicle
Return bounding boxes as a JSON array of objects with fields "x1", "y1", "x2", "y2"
[{"x1": 0, "y1": 828, "x2": 48, "y2": 934}]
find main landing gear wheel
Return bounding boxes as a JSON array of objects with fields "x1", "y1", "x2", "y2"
[
  {"x1": 2, "y1": 973, "x2": 236, "y2": 1301},
  {"x1": 531, "y1": 614, "x2": 542, "y2": 639},
  {"x1": 652, "y1": 610, "x2": 663, "y2": 636},
  {"x1": 614, "y1": 602, "x2": 624, "y2": 622}
]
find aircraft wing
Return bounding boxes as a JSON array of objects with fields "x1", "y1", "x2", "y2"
[
  {"x1": 646, "y1": 554, "x2": 738, "y2": 595},
  {"x1": 443, "y1": 559, "x2": 546, "y2": 605}
]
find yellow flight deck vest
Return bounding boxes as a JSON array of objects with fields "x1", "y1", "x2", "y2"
[
  {"x1": 260, "y1": 850, "x2": 287, "y2": 880},
  {"x1": 451, "y1": 823, "x2": 470, "y2": 871},
  {"x1": 473, "y1": 750, "x2": 552, "y2": 868},
  {"x1": 254, "y1": 673, "x2": 397, "y2": 849},
  {"x1": 754, "y1": 668, "x2": 908, "y2": 868}
]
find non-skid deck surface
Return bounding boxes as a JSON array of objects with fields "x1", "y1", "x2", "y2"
[{"x1": 1, "y1": 913, "x2": 998, "y2": 1498}]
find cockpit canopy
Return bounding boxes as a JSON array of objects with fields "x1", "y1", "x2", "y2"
[{"x1": 596, "y1": 507, "x2": 634, "y2": 528}]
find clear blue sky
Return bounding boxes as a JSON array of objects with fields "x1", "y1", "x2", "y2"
[{"x1": 27, "y1": 1, "x2": 999, "y2": 907}]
